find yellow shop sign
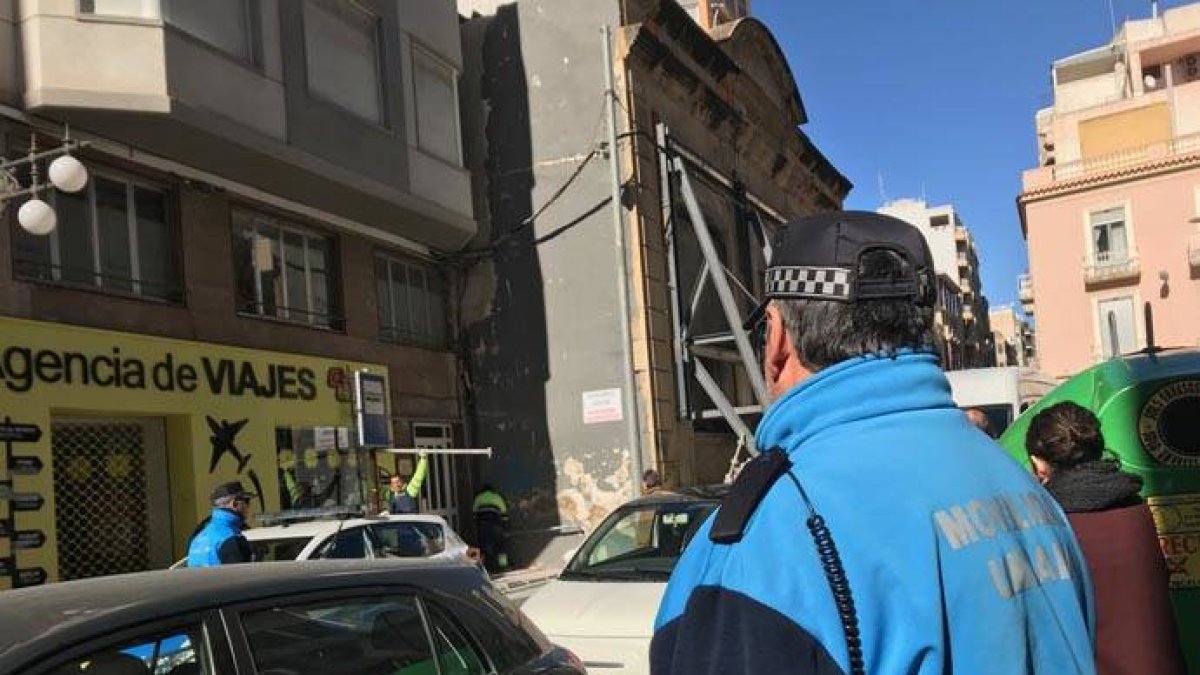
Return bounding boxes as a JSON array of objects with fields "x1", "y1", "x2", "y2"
[{"x1": 0, "y1": 317, "x2": 388, "y2": 587}]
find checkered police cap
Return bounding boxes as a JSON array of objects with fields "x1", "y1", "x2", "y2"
[{"x1": 746, "y1": 211, "x2": 936, "y2": 326}]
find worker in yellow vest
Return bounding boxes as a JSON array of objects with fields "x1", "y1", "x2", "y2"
[
  {"x1": 384, "y1": 452, "x2": 429, "y2": 514},
  {"x1": 472, "y1": 484, "x2": 509, "y2": 573}
]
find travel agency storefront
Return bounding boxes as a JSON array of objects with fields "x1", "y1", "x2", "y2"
[{"x1": 0, "y1": 317, "x2": 389, "y2": 588}]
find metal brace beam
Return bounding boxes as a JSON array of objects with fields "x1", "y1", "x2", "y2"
[
  {"x1": 658, "y1": 123, "x2": 765, "y2": 458},
  {"x1": 693, "y1": 360, "x2": 758, "y2": 454},
  {"x1": 661, "y1": 124, "x2": 692, "y2": 420},
  {"x1": 674, "y1": 155, "x2": 769, "y2": 405}
]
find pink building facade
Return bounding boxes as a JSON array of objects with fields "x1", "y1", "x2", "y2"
[{"x1": 1019, "y1": 4, "x2": 1200, "y2": 379}]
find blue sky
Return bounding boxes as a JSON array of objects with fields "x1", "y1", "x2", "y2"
[{"x1": 754, "y1": 0, "x2": 1190, "y2": 308}]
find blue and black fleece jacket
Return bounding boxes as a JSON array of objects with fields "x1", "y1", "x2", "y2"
[{"x1": 651, "y1": 353, "x2": 1097, "y2": 675}]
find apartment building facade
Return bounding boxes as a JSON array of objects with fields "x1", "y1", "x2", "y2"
[
  {"x1": 458, "y1": 0, "x2": 849, "y2": 566},
  {"x1": 990, "y1": 304, "x2": 1036, "y2": 368},
  {"x1": 878, "y1": 198, "x2": 993, "y2": 370},
  {"x1": 1019, "y1": 3, "x2": 1200, "y2": 379},
  {"x1": 0, "y1": 0, "x2": 472, "y2": 585}
]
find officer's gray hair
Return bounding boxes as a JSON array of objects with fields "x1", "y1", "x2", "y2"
[
  {"x1": 775, "y1": 298, "x2": 933, "y2": 370},
  {"x1": 214, "y1": 494, "x2": 240, "y2": 508}
]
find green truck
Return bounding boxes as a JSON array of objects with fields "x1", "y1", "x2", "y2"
[{"x1": 999, "y1": 348, "x2": 1200, "y2": 671}]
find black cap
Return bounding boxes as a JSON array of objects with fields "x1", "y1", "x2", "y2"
[
  {"x1": 746, "y1": 211, "x2": 936, "y2": 327},
  {"x1": 211, "y1": 481, "x2": 256, "y2": 502}
]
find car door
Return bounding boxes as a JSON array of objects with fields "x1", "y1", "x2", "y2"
[{"x1": 29, "y1": 613, "x2": 235, "y2": 675}]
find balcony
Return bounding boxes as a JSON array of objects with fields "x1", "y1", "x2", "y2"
[
  {"x1": 13, "y1": 0, "x2": 476, "y2": 248},
  {"x1": 1027, "y1": 132, "x2": 1200, "y2": 189},
  {"x1": 1190, "y1": 234, "x2": 1200, "y2": 269},
  {"x1": 1018, "y1": 274, "x2": 1035, "y2": 315},
  {"x1": 1084, "y1": 252, "x2": 1140, "y2": 288}
]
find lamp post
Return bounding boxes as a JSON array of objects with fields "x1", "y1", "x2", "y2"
[{"x1": 1, "y1": 129, "x2": 90, "y2": 236}]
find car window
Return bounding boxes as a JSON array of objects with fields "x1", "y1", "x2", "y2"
[
  {"x1": 371, "y1": 522, "x2": 446, "y2": 557},
  {"x1": 314, "y1": 527, "x2": 369, "y2": 559},
  {"x1": 563, "y1": 501, "x2": 717, "y2": 581},
  {"x1": 958, "y1": 404, "x2": 1012, "y2": 437},
  {"x1": 49, "y1": 626, "x2": 210, "y2": 675},
  {"x1": 249, "y1": 537, "x2": 312, "y2": 561},
  {"x1": 241, "y1": 595, "x2": 435, "y2": 675},
  {"x1": 424, "y1": 602, "x2": 489, "y2": 675},
  {"x1": 454, "y1": 585, "x2": 542, "y2": 671}
]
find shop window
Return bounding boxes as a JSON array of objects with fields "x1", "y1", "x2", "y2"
[
  {"x1": 303, "y1": 0, "x2": 384, "y2": 124},
  {"x1": 232, "y1": 209, "x2": 342, "y2": 329},
  {"x1": 163, "y1": 0, "x2": 255, "y2": 64},
  {"x1": 413, "y1": 45, "x2": 462, "y2": 165},
  {"x1": 276, "y1": 426, "x2": 373, "y2": 511},
  {"x1": 375, "y1": 254, "x2": 447, "y2": 348},
  {"x1": 12, "y1": 173, "x2": 182, "y2": 302},
  {"x1": 78, "y1": 0, "x2": 159, "y2": 19}
]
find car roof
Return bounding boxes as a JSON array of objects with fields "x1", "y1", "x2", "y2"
[
  {"x1": 246, "y1": 514, "x2": 450, "y2": 539},
  {"x1": 624, "y1": 483, "x2": 729, "y2": 508},
  {"x1": 0, "y1": 560, "x2": 485, "y2": 669}
]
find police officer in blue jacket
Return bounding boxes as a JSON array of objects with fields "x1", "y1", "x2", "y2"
[
  {"x1": 187, "y1": 481, "x2": 255, "y2": 567},
  {"x1": 651, "y1": 212, "x2": 1096, "y2": 675}
]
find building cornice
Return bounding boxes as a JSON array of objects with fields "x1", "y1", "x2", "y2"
[{"x1": 1019, "y1": 150, "x2": 1200, "y2": 204}]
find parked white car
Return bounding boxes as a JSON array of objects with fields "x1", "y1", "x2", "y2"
[
  {"x1": 521, "y1": 487, "x2": 726, "y2": 675},
  {"x1": 174, "y1": 512, "x2": 476, "y2": 567}
]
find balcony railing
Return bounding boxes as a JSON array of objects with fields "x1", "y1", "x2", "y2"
[
  {"x1": 1053, "y1": 132, "x2": 1200, "y2": 182},
  {"x1": 1018, "y1": 274, "x2": 1033, "y2": 301},
  {"x1": 1084, "y1": 252, "x2": 1140, "y2": 287},
  {"x1": 1190, "y1": 233, "x2": 1200, "y2": 269}
]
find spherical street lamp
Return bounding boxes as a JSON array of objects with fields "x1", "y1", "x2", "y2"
[
  {"x1": 18, "y1": 198, "x2": 57, "y2": 235},
  {"x1": 48, "y1": 154, "x2": 88, "y2": 193}
]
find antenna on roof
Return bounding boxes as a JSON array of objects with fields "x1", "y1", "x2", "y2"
[
  {"x1": 1106, "y1": 0, "x2": 1117, "y2": 36},
  {"x1": 877, "y1": 172, "x2": 889, "y2": 205},
  {"x1": 1151, "y1": 0, "x2": 1160, "y2": 19}
]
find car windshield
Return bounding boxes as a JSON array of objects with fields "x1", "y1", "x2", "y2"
[
  {"x1": 562, "y1": 500, "x2": 717, "y2": 582},
  {"x1": 249, "y1": 537, "x2": 312, "y2": 561}
]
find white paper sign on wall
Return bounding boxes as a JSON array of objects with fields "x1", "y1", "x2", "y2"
[{"x1": 582, "y1": 388, "x2": 623, "y2": 424}]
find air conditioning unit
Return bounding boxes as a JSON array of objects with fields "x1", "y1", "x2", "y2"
[{"x1": 1143, "y1": 65, "x2": 1165, "y2": 91}]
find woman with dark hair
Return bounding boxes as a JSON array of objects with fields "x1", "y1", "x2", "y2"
[{"x1": 1026, "y1": 402, "x2": 1185, "y2": 675}]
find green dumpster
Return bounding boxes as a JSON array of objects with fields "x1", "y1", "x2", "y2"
[{"x1": 999, "y1": 349, "x2": 1200, "y2": 672}]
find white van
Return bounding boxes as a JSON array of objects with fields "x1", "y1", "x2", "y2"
[{"x1": 944, "y1": 366, "x2": 1056, "y2": 436}]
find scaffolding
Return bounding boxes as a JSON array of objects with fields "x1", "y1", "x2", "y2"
[{"x1": 657, "y1": 123, "x2": 783, "y2": 461}]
